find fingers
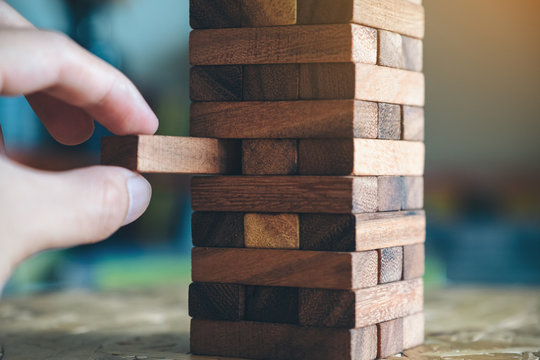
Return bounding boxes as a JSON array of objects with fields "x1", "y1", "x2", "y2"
[{"x1": 0, "y1": 1, "x2": 34, "y2": 28}]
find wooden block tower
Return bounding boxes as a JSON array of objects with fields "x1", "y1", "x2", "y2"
[{"x1": 102, "y1": 0, "x2": 425, "y2": 358}]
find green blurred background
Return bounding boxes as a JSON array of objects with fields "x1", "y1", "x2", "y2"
[{"x1": 1, "y1": 0, "x2": 539, "y2": 295}]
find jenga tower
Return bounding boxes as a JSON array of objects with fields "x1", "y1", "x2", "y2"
[{"x1": 102, "y1": 0, "x2": 425, "y2": 358}]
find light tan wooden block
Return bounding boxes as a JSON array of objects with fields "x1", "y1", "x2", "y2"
[
  {"x1": 242, "y1": 139, "x2": 297, "y2": 175},
  {"x1": 192, "y1": 247, "x2": 378, "y2": 290},
  {"x1": 298, "y1": 139, "x2": 424, "y2": 176},
  {"x1": 402, "y1": 105, "x2": 424, "y2": 141},
  {"x1": 378, "y1": 103, "x2": 402, "y2": 140},
  {"x1": 403, "y1": 243, "x2": 425, "y2": 279},
  {"x1": 100, "y1": 135, "x2": 240, "y2": 174},
  {"x1": 378, "y1": 30, "x2": 423, "y2": 72},
  {"x1": 189, "y1": 24, "x2": 377, "y2": 65},
  {"x1": 378, "y1": 318, "x2": 404, "y2": 358},
  {"x1": 379, "y1": 246, "x2": 404, "y2": 284},
  {"x1": 403, "y1": 312, "x2": 425, "y2": 349},
  {"x1": 240, "y1": 0, "x2": 297, "y2": 27},
  {"x1": 244, "y1": 213, "x2": 299, "y2": 249},
  {"x1": 402, "y1": 176, "x2": 424, "y2": 209},
  {"x1": 377, "y1": 176, "x2": 403, "y2": 211}
]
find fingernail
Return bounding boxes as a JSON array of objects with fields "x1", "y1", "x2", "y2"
[{"x1": 122, "y1": 175, "x2": 152, "y2": 226}]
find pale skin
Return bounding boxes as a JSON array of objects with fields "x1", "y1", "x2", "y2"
[{"x1": 0, "y1": 2, "x2": 159, "y2": 287}]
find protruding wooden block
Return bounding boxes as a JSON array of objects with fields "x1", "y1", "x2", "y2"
[
  {"x1": 298, "y1": 278, "x2": 423, "y2": 328},
  {"x1": 403, "y1": 312, "x2": 425, "y2": 349},
  {"x1": 245, "y1": 286, "x2": 298, "y2": 324},
  {"x1": 240, "y1": 0, "x2": 297, "y2": 27},
  {"x1": 189, "y1": 282, "x2": 245, "y2": 321},
  {"x1": 190, "y1": 65, "x2": 243, "y2": 101},
  {"x1": 378, "y1": 246, "x2": 404, "y2": 283},
  {"x1": 192, "y1": 212, "x2": 244, "y2": 248},
  {"x1": 402, "y1": 176, "x2": 424, "y2": 209},
  {"x1": 242, "y1": 139, "x2": 298, "y2": 175},
  {"x1": 191, "y1": 176, "x2": 378, "y2": 214},
  {"x1": 378, "y1": 318, "x2": 404, "y2": 358},
  {"x1": 378, "y1": 176, "x2": 403, "y2": 211},
  {"x1": 191, "y1": 319, "x2": 378, "y2": 360},
  {"x1": 403, "y1": 243, "x2": 425, "y2": 279},
  {"x1": 190, "y1": 0, "x2": 241, "y2": 29},
  {"x1": 300, "y1": 210, "x2": 425, "y2": 251},
  {"x1": 244, "y1": 213, "x2": 299, "y2": 249},
  {"x1": 299, "y1": 63, "x2": 424, "y2": 106},
  {"x1": 297, "y1": 0, "x2": 425, "y2": 39},
  {"x1": 191, "y1": 100, "x2": 378, "y2": 139},
  {"x1": 189, "y1": 24, "x2": 377, "y2": 65},
  {"x1": 243, "y1": 64, "x2": 299, "y2": 100},
  {"x1": 298, "y1": 139, "x2": 424, "y2": 176},
  {"x1": 100, "y1": 135, "x2": 241, "y2": 174},
  {"x1": 402, "y1": 105, "x2": 424, "y2": 141},
  {"x1": 378, "y1": 30, "x2": 423, "y2": 72},
  {"x1": 192, "y1": 247, "x2": 378, "y2": 290},
  {"x1": 378, "y1": 103, "x2": 402, "y2": 140}
]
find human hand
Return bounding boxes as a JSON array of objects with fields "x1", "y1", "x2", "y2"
[{"x1": 0, "y1": 2, "x2": 159, "y2": 286}]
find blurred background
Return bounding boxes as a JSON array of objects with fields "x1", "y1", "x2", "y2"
[{"x1": 1, "y1": 0, "x2": 539, "y2": 295}]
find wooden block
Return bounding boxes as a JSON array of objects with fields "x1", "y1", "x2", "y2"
[
  {"x1": 191, "y1": 212, "x2": 244, "y2": 248},
  {"x1": 245, "y1": 286, "x2": 298, "y2": 324},
  {"x1": 191, "y1": 319, "x2": 378, "y2": 360},
  {"x1": 403, "y1": 312, "x2": 424, "y2": 349},
  {"x1": 244, "y1": 213, "x2": 299, "y2": 249},
  {"x1": 297, "y1": 0, "x2": 425, "y2": 39},
  {"x1": 100, "y1": 135, "x2": 240, "y2": 174},
  {"x1": 190, "y1": 66, "x2": 242, "y2": 101},
  {"x1": 240, "y1": 0, "x2": 296, "y2": 27},
  {"x1": 191, "y1": 176, "x2": 378, "y2": 214},
  {"x1": 242, "y1": 139, "x2": 298, "y2": 175},
  {"x1": 190, "y1": 0, "x2": 241, "y2": 29},
  {"x1": 191, "y1": 100, "x2": 378, "y2": 139},
  {"x1": 378, "y1": 318, "x2": 404, "y2": 358},
  {"x1": 298, "y1": 278, "x2": 423, "y2": 328},
  {"x1": 192, "y1": 247, "x2": 378, "y2": 290},
  {"x1": 298, "y1": 139, "x2": 424, "y2": 176},
  {"x1": 300, "y1": 210, "x2": 425, "y2": 251},
  {"x1": 402, "y1": 176, "x2": 423, "y2": 209},
  {"x1": 188, "y1": 282, "x2": 245, "y2": 321},
  {"x1": 402, "y1": 105, "x2": 424, "y2": 141},
  {"x1": 299, "y1": 63, "x2": 425, "y2": 106},
  {"x1": 378, "y1": 176, "x2": 403, "y2": 211},
  {"x1": 243, "y1": 64, "x2": 299, "y2": 100},
  {"x1": 189, "y1": 24, "x2": 377, "y2": 65},
  {"x1": 379, "y1": 246, "x2": 403, "y2": 283},
  {"x1": 378, "y1": 30, "x2": 423, "y2": 72},
  {"x1": 378, "y1": 103, "x2": 402, "y2": 140},
  {"x1": 403, "y1": 243, "x2": 425, "y2": 279}
]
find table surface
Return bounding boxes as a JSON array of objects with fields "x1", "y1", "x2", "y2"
[{"x1": 0, "y1": 283, "x2": 539, "y2": 360}]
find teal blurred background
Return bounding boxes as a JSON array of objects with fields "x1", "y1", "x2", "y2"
[{"x1": 1, "y1": 0, "x2": 539, "y2": 295}]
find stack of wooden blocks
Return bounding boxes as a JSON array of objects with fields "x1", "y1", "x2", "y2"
[{"x1": 102, "y1": 0, "x2": 425, "y2": 358}]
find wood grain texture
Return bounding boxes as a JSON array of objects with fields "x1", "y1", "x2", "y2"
[
  {"x1": 299, "y1": 63, "x2": 425, "y2": 106},
  {"x1": 378, "y1": 176, "x2": 403, "y2": 211},
  {"x1": 379, "y1": 246, "x2": 404, "y2": 284},
  {"x1": 402, "y1": 105, "x2": 424, "y2": 141},
  {"x1": 191, "y1": 319, "x2": 377, "y2": 360},
  {"x1": 190, "y1": 66, "x2": 242, "y2": 101},
  {"x1": 403, "y1": 243, "x2": 425, "y2": 280},
  {"x1": 298, "y1": 139, "x2": 424, "y2": 176},
  {"x1": 190, "y1": 0, "x2": 241, "y2": 29},
  {"x1": 242, "y1": 139, "x2": 297, "y2": 175},
  {"x1": 240, "y1": 0, "x2": 296, "y2": 27},
  {"x1": 299, "y1": 278, "x2": 423, "y2": 328},
  {"x1": 378, "y1": 30, "x2": 423, "y2": 72},
  {"x1": 188, "y1": 282, "x2": 245, "y2": 321},
  {"x1": 191, "y1": 212, "x2": 244, "y2": 248},
  {"x1": 191, "y1": 100, "x2": 378, "y2": 139},
  {"x1": 403, "y1": 312, "x2": 424, "y2": 349},
  {"x1": 378, "y1": 103, "x2": 402, "y2": 140},
  {"x1": 189, "y1": 24, "x2": 377, "y2": 65},
  {"x1": 243, "y1": 64, "x2": 299, "y2": 100},
  {"x1": 402, "y1": 176, "x2": 424, "y2": 209},
  {"x1": 297, "y1": 0, "x2": 425, "y2": 39},
  {"x1": 244, "y1": 213, "x2": 299, "y2": 249},
  {"x1": 101, "y1": 135, "x2": 240, "y2": 174},
  {"x1": 191, "y1": 176, "x2": 378, "y2": 214},
  {"x1": 245, "y1": 286, "x2": 298, "y2": 324},
  {"x1": 378, "y1": 318, "x2": 404, "y2": 358},
  {"x1": 191, "y1": 247, "x2": 378, "y2": 290},
  {"x1": 300, "y1": 210, "x2": 425, "y2": 251}
]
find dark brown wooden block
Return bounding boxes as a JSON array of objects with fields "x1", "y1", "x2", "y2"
[
  {"x1": 191, "y1": 100, "x2": 378, "y2": 139},
  {"x1": 403, "y1": 312, "x2": 424, "y2": 349},
  {"x1": 190, "y1": 0, "x2": 241, "y2": 29},
  {"x1": 189, "y1": 24, "x2": 377, "y2": 65},
  {"x1": 192, "y1": 212, "x2": 244, "y2": 248},
  {"x1": 298, "y1": 278, "x2": 423, "y2": 328},
  {"x1": 243, "y1": 64, "x2": 299, "y2": 100},
  {"x1": 379, "y1": 246, "x2": 404, "y2": 284},
  {"x1": 378, "y1": 176, "x2": 403, "y2": 211},
  {"x1": 189, "y1": 282, "x2": 245, "y2": 321},
  {"x1": 378, "y1": 103, "x2": 402, "y2": 140},
  {"x1": 191, "y1": 176, "x2": 378, "y2": 214},
  {"x1": 378, "y1": 318, "x2": 404, "y2": 358},
  {"x1": 378, "y1": 30, "x2": 423, "y2": 72},
  {"x1": 242, "y1": 139, "x2": 298, "y2": 175},
  {"x1": 191, "y1": 319, "x2": 378, "y2": 360},
  {"x1": 190, "y1": 66, "x2": 242, "y2": 101},
  {"x1": 245, "y1": 286, "x2": 298, "y2": 324},
  {"x1": 192, "y1": 247, "x2": 378, "y2": 290},
  {"x1": 403, "y1": 243, "x2": 425, "y2": 279},
  {"x1": 402, "y1": 105, "x2": 424, "y2": 141},
  {"x1": 240, "y1": 0, "x2": 297, "y2": 27},
  {"x1": 402, "y1": 176, "x2": 424, "y2": 209},
  {"x1": 297, "y1": 0, "x2": 425, "y2": 39}
]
